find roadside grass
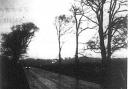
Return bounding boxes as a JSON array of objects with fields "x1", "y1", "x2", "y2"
[
  {"x1": 21, "y1": 57, "x2": 127, "y2": 89},
  {"x1": 1, "y1": 56, "x2": 30, "y2": 89}
]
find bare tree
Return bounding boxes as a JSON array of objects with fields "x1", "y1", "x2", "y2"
[
  {"x1": 0, "y1": 22, "x2": 38, "y2": 63},
  {"x1": 54, "y1": 15, "x2": 73, "y2": 65},
  {"x1": 70, "y1": 4, "x2": 96, "y2": 73},
  {"x1": 86, "y1": 16, "x2": 127, "y2": 55},
  {"x1": 79, "y1": 0, "x2": 127, "y2": 88},
  {"x1": 71, "y1": 5, "x2": 82, "y2": 70},
  {"x1": 81, "y1": 0, "x2": 127, "y2": 61}
]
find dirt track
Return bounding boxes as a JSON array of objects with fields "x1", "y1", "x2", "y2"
[{"x1": 24, "y1": 67, "x2": 101, "y2": 89}]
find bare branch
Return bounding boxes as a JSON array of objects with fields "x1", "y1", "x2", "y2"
[
  {"x1": 84, "y1": 0, "x2": 97, "y2": 12},
  {"x1": 82, "y1": 47, "x2": 101, "y2": 53},
  {"x1": 82, "y1": 14, "x2": 98, "y2": 25},
  {"x1": 77, "y1": 15, "x2": 83, "y2": 30},
  {"x1": 60, "y1": 26, "x2": 73, "y2": 36},
  {"x1": 112, "y1": 3, "x2": 128, "y2": 18},
  {"x1": 78, "y1": 26, "x2": 97, "y2": 35}
]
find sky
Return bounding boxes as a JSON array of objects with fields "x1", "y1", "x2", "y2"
[{"x1": 0, "y1": 0, "x2": 127, "y2": 59}]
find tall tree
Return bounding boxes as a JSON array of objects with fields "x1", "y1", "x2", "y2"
[
  {"x1": 80, "y1": 0, "x2": 127, "y2": 88},
  {"x1": 70, "y1": 4, "x2": 96, "y2": 74},
  {"x1": 81, "y1": 0, "x2": 127, "y2": 61},
  {"x1": 86, "y1": 16, "x2": 127, "y2": 57},
  {"x1": 71, "y1": 5, "x2": 82, "y2": 71},
  {"x1": 0, "y1": 22, "x2": 38, "y2": 63},
  {"x1": 54, "y1": 15, "x2": 73, "y2": 65}
]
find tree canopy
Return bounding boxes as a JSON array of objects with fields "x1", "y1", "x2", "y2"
[{"x1": 0, "y1": 22, "x2": 38, "y2": 62}]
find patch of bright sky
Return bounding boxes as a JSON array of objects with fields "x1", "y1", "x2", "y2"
[{"x1": 0, "y1": 0, "x2": 127, "y2": 59}]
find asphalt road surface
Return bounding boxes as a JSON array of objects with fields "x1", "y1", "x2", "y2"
[{"x1": 24, "y1": 67, "x2": 101, "y2": 89}]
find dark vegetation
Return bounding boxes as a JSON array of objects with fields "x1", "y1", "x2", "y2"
[
  {"x1": 1, "y1": 56, "x2": 30, "y2": 89},
  {"x1": 0, "y1": 22, "x2": 38, "y2": 89},
  {"x1": 21, "y1": 57, "x2": 127, "y2": 89}
]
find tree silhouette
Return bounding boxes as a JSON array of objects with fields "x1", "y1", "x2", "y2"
[
  {"x1": 70, "y1": 5, "x2": 96, "y2": 82},
  {"x1": 70, "y1": 5, "x2": 84, "y2": 80},
  {"x1": 80, "y1": 0, "x2": 127, "y2": 60},
  {"x1": 86, "y1": 16, "x2": 127, "y2": 56},
  {"x1": 0, "y1": 22, "x2": 38, "y2": 63},
  {"x1": 80, "y1": 0, "x2": 127, "y2": 88},
  {"x1": 54, "y1": 15, "x2": 73, "y2": 65}
]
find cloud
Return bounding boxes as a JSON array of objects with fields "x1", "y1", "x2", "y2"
[{"x1": 0, "y1": 0, "x2": 17, "y2": 8}]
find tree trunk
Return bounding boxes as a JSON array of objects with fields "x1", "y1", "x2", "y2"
[
  {"x1": 58, "y1": 35, "x2": 62, "y2": 71},
  {"x1": 59, "y1": 38, "x2": 61, "y2": 64},
  {"x1": 107, "y1": 27, "x2": 112, "y2": 60},
  {"x1": 105, "y1": 4, "x2": 113, "y2": 87},
  {"x1": 98, "y1": 21, "x2": 108, "y2": 88},
  {"x1": 97, "y1": 3, "x2": 108, "y2": 88},
  {"x1": 97, "y1": 6, "x2": 107, "y2": 65},
  {"x1": 75, "y1": 21, "x2": 79, "y2": 83},
  {"x1": 12, "y1": 55, "x2": 20, "y2": 64},
  {"x1": 75, "y1": 29, "x2": 79, "y2": 67},
  {"x1": 107, "y1": 26, "x2": 112, "y2": 74}
]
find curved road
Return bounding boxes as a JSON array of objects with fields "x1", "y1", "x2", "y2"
[{"x1": 24, "y1": 67, "x2": 101, "y2": 89}]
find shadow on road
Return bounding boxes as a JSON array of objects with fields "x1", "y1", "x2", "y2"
[
  {"x1": 57, "y1": 74, "x2": 62, "y2": 89},
  {"x1": 56, "y1": 73, "x2": 80, "y2": 89},
  {"x1": 24, "y1": 67, "x2": 101, "y2": 89}
]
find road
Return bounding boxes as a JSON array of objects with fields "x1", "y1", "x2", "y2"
[{"x1": 24, "y1": 67, "x2": 101, "y2": 89}]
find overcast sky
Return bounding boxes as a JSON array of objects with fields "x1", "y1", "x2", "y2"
[{"x1": 0, "y1": 0, "x2": 127, "y2": 59}]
